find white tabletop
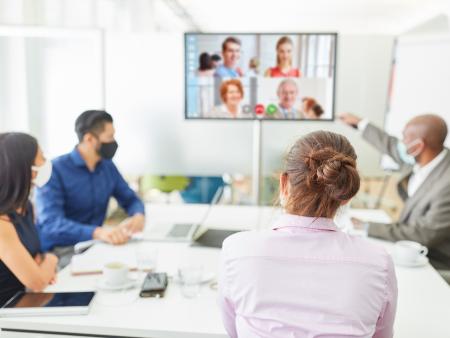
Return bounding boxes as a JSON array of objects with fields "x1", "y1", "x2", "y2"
[{"x1": 1, "y1": 204, "x2": 449, "y2": 338}]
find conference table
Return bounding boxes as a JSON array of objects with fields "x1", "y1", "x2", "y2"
[{"x1": 1, "y1": 203, "x2": 449, "y2": 338}]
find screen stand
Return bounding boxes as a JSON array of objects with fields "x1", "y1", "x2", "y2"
[{"x1": 252, "y1": 119, "x2": 262, "y2": 205}]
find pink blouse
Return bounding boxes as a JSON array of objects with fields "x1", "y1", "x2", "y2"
[{"x1": 219, "y1": 214, "x2": 397, "y2": 338}]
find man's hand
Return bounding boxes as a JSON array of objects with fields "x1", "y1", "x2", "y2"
[
  {"x1": 93, "y1": 227, "x2": 130, "y2": 245},
  {"x1": 119, "y1": 214, "x2": 145, "y2": 234},
  {"x1": 338, "y1": 112, "x2": 362, "y2": 128}
]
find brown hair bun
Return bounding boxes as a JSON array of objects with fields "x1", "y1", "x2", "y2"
[{"x1": 284, "y1": 131, "x2": 360, "y2": 218}]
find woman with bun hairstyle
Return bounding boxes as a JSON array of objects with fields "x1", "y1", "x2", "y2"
[{"x1": 219, "y1": 131, "x2": 397, "y2": 338}]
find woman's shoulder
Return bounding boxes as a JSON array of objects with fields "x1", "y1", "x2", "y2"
[
  {"x1": 264, "y1": 67, "x2": 277, "y2": 77},
  {"x1": 222, "y1": 230, "x2": 275, "y2": 252},
  {"x1": 344, "y1": 234, "x2": 393, "y2": 266}
]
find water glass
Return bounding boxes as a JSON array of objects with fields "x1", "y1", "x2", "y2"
[
  {"x1": 135, "y1": 245, "x2": 158, "y2": 274},
  {"x1": 178, "y1": 265, "x2": 203, "y2": 298}
]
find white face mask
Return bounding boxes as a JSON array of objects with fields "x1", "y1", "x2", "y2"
[
  {"x1": 397, "y1": 138, "x2": 423, "y2": 165},
  {"x1": 32, "y1": 160, "x2": 52, "y2": 188}
]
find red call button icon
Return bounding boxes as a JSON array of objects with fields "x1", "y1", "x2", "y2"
[{"x1": 254, "y1": 104, "x2": 265, "y2": 115}]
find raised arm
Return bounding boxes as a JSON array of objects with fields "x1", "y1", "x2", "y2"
[{"x1": 339, "y1": 112, "x2": 409, "y2": 169}]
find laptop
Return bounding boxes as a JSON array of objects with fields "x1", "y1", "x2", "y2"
[
  {"x1": 0, "y1": 291, "x2": 95, "y2": 317},
  {"x1": 143, "y1": 186, "x2": 224, "y2": 242}
]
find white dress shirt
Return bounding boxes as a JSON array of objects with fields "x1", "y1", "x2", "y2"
[
  {"x1": 357, "y1": 119, "x2": 448, "y2": 197},
  {"x1": 407, "y1": 149, "x2": 447, "y2": 196}
]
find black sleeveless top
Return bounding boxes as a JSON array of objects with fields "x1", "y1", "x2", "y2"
[{"x1": 0, "y1": 202, "x2": 41, "y2": 306}]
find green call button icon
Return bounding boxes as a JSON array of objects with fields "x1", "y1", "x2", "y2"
[{"x1": 266, "y1": 104, "x2": 278, "y2": 115}]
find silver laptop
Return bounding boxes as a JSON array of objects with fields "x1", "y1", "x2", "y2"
[{"x1": 143, "y1": 186, "x2": 223, "y2": 242}]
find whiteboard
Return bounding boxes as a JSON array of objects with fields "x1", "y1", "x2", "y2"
[{"x1": 383, "y1": 33, "x2": 450, "y2": 169}]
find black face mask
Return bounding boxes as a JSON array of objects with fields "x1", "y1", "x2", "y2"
[{"x1": 98, "y1": 140, "x2": 118, "y2": 159}]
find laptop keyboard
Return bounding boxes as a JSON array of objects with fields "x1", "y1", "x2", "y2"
[{"x1": 168, "y1": 223, "x2": 194, "y2": 238}]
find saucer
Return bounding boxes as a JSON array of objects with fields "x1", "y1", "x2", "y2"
[
  {"x1": 393, "y1": 255, "x2": 429, "y2": 268},
  {"x1": 172, "y1": 272, "x2": 215, "y2": 284},
  {"x1": 96, "y1": 278, "x2": 138, "y2": 291}
]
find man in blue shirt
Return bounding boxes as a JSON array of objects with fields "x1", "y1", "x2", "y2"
[
  {"x1": 214, "y1": 36, "x2": 243, "y2": 78},
  {"x1": 36, "y1": 110, "x2": 145, "y2": 266}
]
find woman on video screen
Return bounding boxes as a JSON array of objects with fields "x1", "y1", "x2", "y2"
[
  {"x1": 265, "y1": 36, "x2": 301, "y2": 78},
  {"x1": 210, "y1": 79, "x2": 244, "y2": 118}
]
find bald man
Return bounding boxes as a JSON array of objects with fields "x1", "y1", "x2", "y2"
[{"x1": 340, "y1": 113, "x2": 450, "y2": 270}]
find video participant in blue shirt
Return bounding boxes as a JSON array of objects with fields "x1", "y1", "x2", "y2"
[
  {"x1": 36, "y1": 110, "x2": 145, "y2": 266},
  {"x1": 214, "y1": 36, "x2": 244, "y2": 78}
]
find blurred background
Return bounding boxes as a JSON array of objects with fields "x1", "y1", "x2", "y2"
[{"x1": 1, "y1": 0, "x2": 449, "y2": 217}]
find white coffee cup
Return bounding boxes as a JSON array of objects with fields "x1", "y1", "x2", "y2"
[
  {"x1": 102, "y1": 262, "x2": 128, "y2": 286},
  {"x1": 394, "y1": 240, "x2": 428, "y2": 264}
]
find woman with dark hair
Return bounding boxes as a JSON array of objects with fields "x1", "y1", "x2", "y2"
[
  {"x1": 219, "y1": 131, "x2": 397, "y2": 337},
  {"x1": 197, "y1": 52, "x2": 214, "y2": 77},
  {"x1": 0, "y1": 133, "x2": 58, "y2": 306}
]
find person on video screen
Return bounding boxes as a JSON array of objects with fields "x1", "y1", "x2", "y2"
[
  {"x1": 301, "y1": 97, "x2": 325, "y2": 119},
  {"x1": 211, "y1": 54, "x2": 222, "y2": 69},
  {"x1": 214, "y1": 37, "x2": 243, "y2": 78},
  {"x1": 265, "y1": 36, "x2": 301, "y2": 78},
  {"x1": 247, "y1": 57, "x2": 260, "y2": 77},
  {"x1": 197, "y1": 52, "x2": 214, "y2": 77},
  {"x1": 210, "y1": 79, "x2": 244, "y2": 118},
  {"x1": 273, "y1": 79, "x2": 302, "y2": 119}
]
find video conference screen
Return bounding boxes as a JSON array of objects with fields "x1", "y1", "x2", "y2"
[{"x1": 185, "y1": 33, "x2": 337, "y2": 120}]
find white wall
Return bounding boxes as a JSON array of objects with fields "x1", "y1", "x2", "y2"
[{"x1": 106, "y1": 33, "x2": 394, "y2": 177}]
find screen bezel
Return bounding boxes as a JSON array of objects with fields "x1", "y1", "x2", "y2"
[{"x1": 184, "y1": 32, "x2": 338, "y2": 121}]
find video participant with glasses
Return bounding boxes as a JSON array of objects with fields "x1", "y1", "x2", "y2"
[
  {"x1": 36, "y1": 110, "x2": 145, "y2": 268},
  {"x1": 219, "y1": 131, "x2": 397, "y2": 337},
  {"x1": 273, "y1": 79, "x2": 302, "y2": 119},
  {"x1": 0, "y1": 133, "x2": 58, "y2": 306},
  {"x1": 340, "y1": 112, "x2": 450, "y2": 271}
]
